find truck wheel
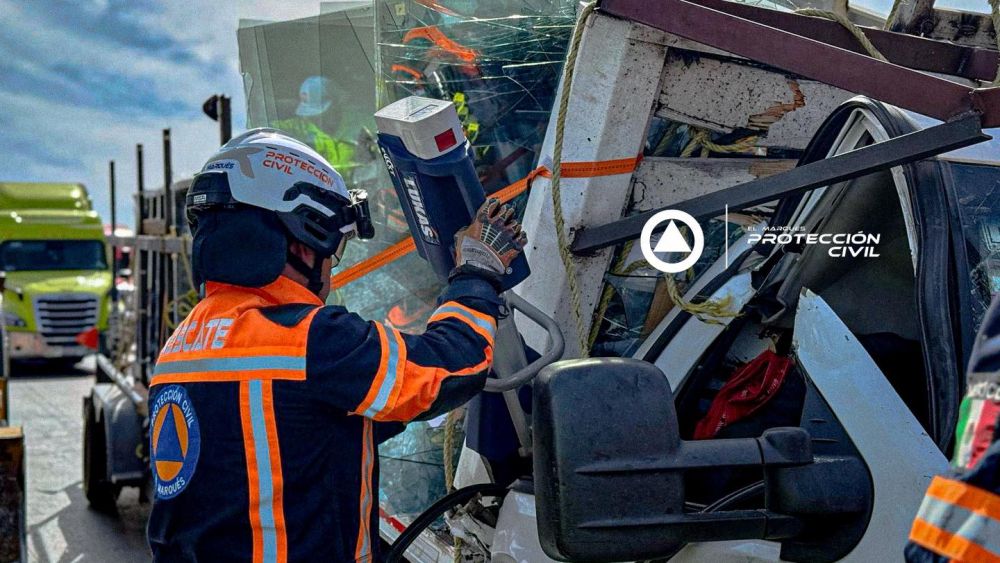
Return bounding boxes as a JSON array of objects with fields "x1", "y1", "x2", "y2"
[{"x1": 83, "y1": 401, "x2": 119, "y2": 512}]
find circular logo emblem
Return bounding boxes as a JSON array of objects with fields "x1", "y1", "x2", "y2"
[
  {"x1": 640, "y1": 210, "x2": 704, "y2": 274},
  {"x1": 150, "y1": 385, "x2": 200, "y2": 499}
]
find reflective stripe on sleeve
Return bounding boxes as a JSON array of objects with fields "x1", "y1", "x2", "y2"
[
  {"x1": 360, "y1": 325, "x2": 405, "y2": 419},
  {"x1": 428, "y1": 302, "x2": 496, "y2": 344},
  {"x1": 909, "y1": 476, "x2": 1000, "y2": 562},
  {"x1": 354, "y1": 419, "x2": 375, "y2": 562}
]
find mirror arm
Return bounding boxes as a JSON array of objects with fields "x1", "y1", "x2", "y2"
[
  {"x1": 576, "y1": 428, "x2": 812, "y2": 474},
  {"x1": 579, "y1": 509, "x2": 803, "y2": 542}
]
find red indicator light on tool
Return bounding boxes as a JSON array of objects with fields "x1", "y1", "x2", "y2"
[{"x1": 434, "y1": 128, "x2": 457, "y2": 152}]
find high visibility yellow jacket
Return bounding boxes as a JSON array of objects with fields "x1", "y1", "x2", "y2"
[{"x1": 272, "y1": 118, "x2": 356, "y2": 178}]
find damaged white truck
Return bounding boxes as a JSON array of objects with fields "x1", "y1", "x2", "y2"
[{"x1": 86, "y1": 0, "x2": 1000, "y2": 561}]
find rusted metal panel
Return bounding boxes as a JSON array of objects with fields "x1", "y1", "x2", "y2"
[
  {"x1": 600, "y1": 0, "x2": 1000, "y2": 126},
  {"x1": 632, "y1": 157, "x2": 797, "y2": 212},
  {"x1": 657, "y1": 51, "x2": 852, "y2": 148}
]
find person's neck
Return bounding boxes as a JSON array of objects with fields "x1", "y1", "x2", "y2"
[{"x1": 281, "y1": 264, "x2": 311, "y2": 291}]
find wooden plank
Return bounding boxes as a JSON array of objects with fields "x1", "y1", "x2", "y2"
[
  {"x1": 0, "y1": 426, "x2": 25, "y2": 563},
  {"x1": 142, "y1": 218, "x2": 167, "y2": 236},
  {"x1": 924, "y1": 8, "x2": 999, "y2": 51},
  {"x1": 886, "y1": 0, "x2": 937, "y2": 34},
  {"x1": 656, "y1": 50, "x2": 853, "y2": 149},
  {"x1": 632, "y1": 157, "x2": 797, "y2": 212}
]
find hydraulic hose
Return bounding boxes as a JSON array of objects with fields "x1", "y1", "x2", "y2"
[{"x1": 383, "y1": 483, "x2": 508, "y2": 562}]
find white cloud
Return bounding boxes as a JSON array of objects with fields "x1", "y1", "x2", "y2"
[{"x1": 0, "y1": 0, "x2": 344, "y2": 227}]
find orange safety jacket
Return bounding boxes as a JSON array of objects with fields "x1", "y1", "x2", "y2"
[{"x1": 146, "y1": 274, "x2": 499, "y2": 562}]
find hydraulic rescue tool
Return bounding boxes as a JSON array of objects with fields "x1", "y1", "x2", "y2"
[
  {"x1": 375, "y1": 96, "x2": 564, "y2": 562},
  {"x1": 374, "y1": 96, "x2": 531, "y2": 290}
]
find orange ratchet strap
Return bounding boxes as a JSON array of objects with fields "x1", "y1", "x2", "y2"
[{"x1": 331, "y1": 154, "x2": 643, "y2": 289}]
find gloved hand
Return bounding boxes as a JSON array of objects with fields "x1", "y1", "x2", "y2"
[{"x1": 453, "y1": 198, "x2": 528, "y2": 281}]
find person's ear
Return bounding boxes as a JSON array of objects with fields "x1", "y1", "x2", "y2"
[{"x1": 288, "y1": 241, "x2": 317, "y2": 265}]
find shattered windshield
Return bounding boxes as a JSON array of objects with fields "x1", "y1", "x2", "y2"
[
  {"x1": 949, "y1": 162, "x2": 1000, "y2": 333},
  {"x1": 239, "y1": 0, "x2": 575, "y2": 531}
]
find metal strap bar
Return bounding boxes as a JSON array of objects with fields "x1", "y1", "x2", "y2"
[
  {"x1": 599, "y1": 0, "x2": 1000, "y2": 127},
  {"x1": 681, "y1": 0, "x2": 1000, "y2": 82},
  {"x1": 572, "y1": 114, "x2": 989, "y2": 254}
]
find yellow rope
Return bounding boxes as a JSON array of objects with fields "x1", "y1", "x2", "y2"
[
  {"x1": 442, "y1": 409, "x2": 464, "y2": 562},
  {"x1": 550, "y1": 1, "x2": 598, "y2": 358},
  {"x1": 680, "y1": 128, "x2": 759, "y2": 158},
  {"x1": 587, "y1": 240, "x2": 636, "y2": 348},
  {"x1": 796, "y1": 0, "x2": 888, "y2": 62},
  {"x1": 663, "y1": 274, "x2": 738, "y2": 326},
  {"x1": 587, "y1": 243, "x2": 740, "y2": 349}
]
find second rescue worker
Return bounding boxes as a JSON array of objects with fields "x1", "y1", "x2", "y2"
[{"x1": 145, "y1": 128, "x2": 527, "y2": 562}]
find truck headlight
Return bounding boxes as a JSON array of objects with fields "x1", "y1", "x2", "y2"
[{"x1": 2, "y1": 311, "x2": 26, "y2": 328}]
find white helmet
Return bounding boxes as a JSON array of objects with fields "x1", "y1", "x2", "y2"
[{"x1": 186, "y1": 128, "x2": 373, "y2": 291}]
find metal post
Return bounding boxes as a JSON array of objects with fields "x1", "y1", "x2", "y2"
[
  {"x1": 220, "y1": 95, "x2": 232, "y2": 145},
  {"x1": 109, "y1": 161, "x2": 118, "y2": 303},
  {"x1": 109, "y1": 160, "x2": 117, "y2": 237},
  {"x1": 136, "y1": 143, "x2": 145, "y2": 233},
  {"x1": 135, "y1": 143, "x2": 146, "y2": 382},
  {"x1": 163, "y1": 128, "x2": 172, "y2": 232}
]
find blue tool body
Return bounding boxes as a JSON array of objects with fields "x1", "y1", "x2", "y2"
[{"x1": 377, "y1": 132, "x2": 530, "y2": 290}]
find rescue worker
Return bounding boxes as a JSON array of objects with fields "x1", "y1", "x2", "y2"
[
  {"x1": 145, "y1": 128, "x2": 527, "y2": 562},
  {"x1": 905, "y1": 296, "x2": 1000, "y2": 562},
  {"x1": 272, "y1": 76, "x2": 357, "y2": 179}
]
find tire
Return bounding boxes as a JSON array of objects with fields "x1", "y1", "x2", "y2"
[{"x1": 83, "y1": 400, "x2": 119, "y2": 512}]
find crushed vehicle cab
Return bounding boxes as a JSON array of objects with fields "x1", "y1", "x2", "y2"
[
  {"x1": 0, "y1": 183, "x2": 112, "y2": 363},
  {"x1": 523, "y1": 98, "x2": 1000, "y2": 563}
]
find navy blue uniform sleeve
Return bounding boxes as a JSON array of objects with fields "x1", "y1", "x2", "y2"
[
  {"x1": 905, "y1": 296, "x2": 1000, "y2": 561},
  {"x1": 306, "y1": 273, "x2": 501, "y2": 422}
]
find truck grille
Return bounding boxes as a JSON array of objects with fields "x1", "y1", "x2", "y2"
[{"x1": 34, "y1": 294, "x2": 99, "y2": 346}]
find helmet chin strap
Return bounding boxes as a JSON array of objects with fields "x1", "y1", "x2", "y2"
[{"x1": 287, "y1": 248, "x2": 326, "y2": 296}]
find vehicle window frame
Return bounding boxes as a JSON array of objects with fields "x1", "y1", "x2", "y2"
[
  {"x1": 638, "y1": 99, "x2": 962, "y2": 449},
  {"x1": 0, "y1": 239, "x2": 109, "y2": 272}
]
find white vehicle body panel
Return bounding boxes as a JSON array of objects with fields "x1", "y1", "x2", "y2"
[
  {"x1": 792, "y1": 290, "x2": 946, "y2": 561},
  {"x1": 490, "y1": 490, "x2": 557, "y2": 563}
]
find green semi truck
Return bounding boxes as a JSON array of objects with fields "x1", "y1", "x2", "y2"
[{"x1": 0, "y1": 182, "x2": 112, "y2": 365}]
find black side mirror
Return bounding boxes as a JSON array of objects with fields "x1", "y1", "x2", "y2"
[
  {"x1": 0, "y1": 272, "x2": 5, "y2": 293},
  {"x1": 533, "y1": 358, "x2": 814, "y2": 562}
]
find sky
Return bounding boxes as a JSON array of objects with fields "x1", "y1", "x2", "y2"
[
  {"x1": 0, "y1": 0, "x2": 333, "y2": 227},
  {"x1": 0, "y1": 0, "x2": 991, "y2": 228}
]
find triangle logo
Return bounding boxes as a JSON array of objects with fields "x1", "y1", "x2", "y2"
[
  {"x1": 653, "y1": 221, "x2": 692, "y2": 254},
  {"x1": 155, "y1": 406, "x2": 185, "y2": 463}
]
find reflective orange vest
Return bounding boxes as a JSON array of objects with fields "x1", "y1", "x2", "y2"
[{"x1": 147, "y1": 275, "x2": 499, "y2": 562}]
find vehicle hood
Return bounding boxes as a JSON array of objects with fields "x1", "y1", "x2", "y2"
[{"x1": 4, "y1": 270, "x2": 112, "y2": 296}]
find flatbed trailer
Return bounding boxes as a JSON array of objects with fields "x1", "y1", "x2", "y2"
[{"x1": 82, "y1": 134, "x2": 194, "y2": 512}]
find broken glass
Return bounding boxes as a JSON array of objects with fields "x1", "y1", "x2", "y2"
[{"x1": 239, "y1": 0, "x2": 576, "y2": 530}]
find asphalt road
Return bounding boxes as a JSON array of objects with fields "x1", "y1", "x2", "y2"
[{"x1": 8, "y1": 357, "x2": 151, "y2": 563}]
